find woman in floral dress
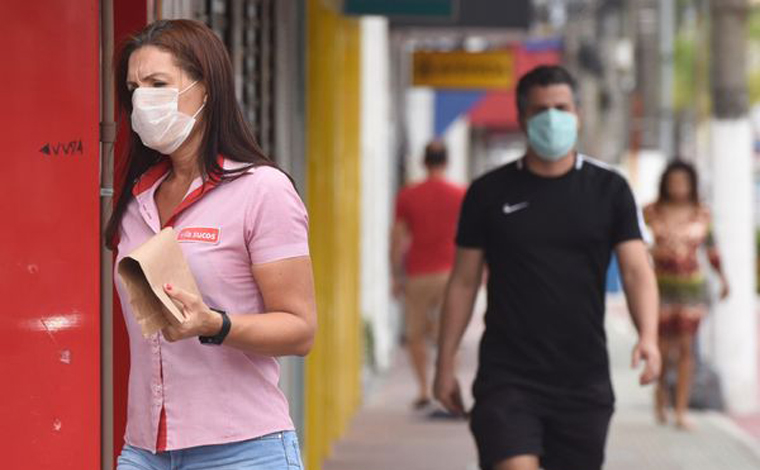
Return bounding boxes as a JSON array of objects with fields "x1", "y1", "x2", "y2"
[{"x1": 644, "y1": 161, "x2": 729, "y2": 429}]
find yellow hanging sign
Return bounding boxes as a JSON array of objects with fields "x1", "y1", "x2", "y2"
[{"x1": 412, "y1": 50, "x2": 515, "y2": 89}]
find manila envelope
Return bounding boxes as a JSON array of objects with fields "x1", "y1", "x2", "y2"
[{"x1": 117, "y1": 227, "x2": 202, "y2": 338}]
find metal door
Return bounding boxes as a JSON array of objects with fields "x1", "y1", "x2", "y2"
[{"x1": 161, "y1": 0, "x2": 277, "y2": 156}]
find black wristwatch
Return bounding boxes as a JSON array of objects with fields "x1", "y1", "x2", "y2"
[{"x1": 199, "y1": 308, "x2": 231, "y2": 345}]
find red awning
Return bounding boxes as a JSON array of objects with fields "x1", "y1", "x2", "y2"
[{"x1": 469, "y1": 45, "x2": 562, "y2": 130}]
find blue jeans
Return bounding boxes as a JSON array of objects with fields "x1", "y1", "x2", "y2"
[{"x1": 117, "y1": 432, "x2": 304, "y2": 470}]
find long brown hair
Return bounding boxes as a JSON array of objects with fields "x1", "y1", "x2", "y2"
[
  {"x1": 656, "y1": 160, "x2": 700, "y2": 206},
  {"x1": 105, "y1": 19, "x2": 274, "y2": 249}
]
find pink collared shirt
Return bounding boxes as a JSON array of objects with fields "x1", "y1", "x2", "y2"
[{"x1": 115, "y1": 158, "x2": 310, "y2": 452}]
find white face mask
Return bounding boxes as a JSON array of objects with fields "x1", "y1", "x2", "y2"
[{"x1": 131, "y1": 81, "x2": 205, "y2": 155}]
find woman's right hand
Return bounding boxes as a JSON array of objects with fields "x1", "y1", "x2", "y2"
[{"x1": 161, "y1": 283, "x2": 221, "y2": 342}]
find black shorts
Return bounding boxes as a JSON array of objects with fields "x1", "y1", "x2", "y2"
[{"x1": 470, "y1": 386, "x2": 614, "y2": 470}]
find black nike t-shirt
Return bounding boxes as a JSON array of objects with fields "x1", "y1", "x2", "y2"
[{"x1": 457, "y1": 155, "x2": 643, "y2": 408}]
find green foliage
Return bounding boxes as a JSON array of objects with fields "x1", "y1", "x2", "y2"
[
  {"x1": 671, "y1": 4, "x2": 760, "y2": 110},
  {"x1": 674, "y1": 33, "x2": 697, "y2": 111},
  {"x1": 749, "y1": 70, "x2": 760, "y2": 105},
  {"x1": 756, "y1": 229, "x2": 760, "y2": 293},
  {"x1": 749, "y1": 8, "x2": 760, "y2": 105},
  {"x1": 749, "y1": 7, "x2": 760, "y2": 40},
  {"x1": 363, "y1": 318, "x2": 376, "y2": 371}
]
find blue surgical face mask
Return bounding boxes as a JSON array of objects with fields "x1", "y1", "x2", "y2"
[{"x1": 526, "y1": 108, "x2": 578, "y2": 162}]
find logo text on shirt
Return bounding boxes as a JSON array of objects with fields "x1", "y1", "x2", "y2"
[
  {"x1": 177, "y1": 227, "x2": 221, "y2": 244},
  {"x1": 503, "y1": 202, "x2": 529, "y2": 215}
]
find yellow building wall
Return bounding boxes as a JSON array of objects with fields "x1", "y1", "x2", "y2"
[{"x1": 304, "y1": 1, "x2": 362, "y2": 469}]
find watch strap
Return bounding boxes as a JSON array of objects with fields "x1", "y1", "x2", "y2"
[{"x1": 199, "y1": 308, "x2": 231, "y2": 345}]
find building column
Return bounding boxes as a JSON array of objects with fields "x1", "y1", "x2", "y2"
[
  {"x1": 305, "y1": 1, "x2": 363, "y2": 468},
  {"x1": 360, "y1": 16, "x2": 395, "y2": 370}
]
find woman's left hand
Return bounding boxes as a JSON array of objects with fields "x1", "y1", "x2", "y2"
[
  {"x1": 161, "y1": 283, "x2": 223, "y2": 342},
  {"x1": 719, "y1": 277, "x2": 730, "y2": 300}
]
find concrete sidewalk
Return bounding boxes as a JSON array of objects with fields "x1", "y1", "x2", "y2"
[
  {"x1": 322, "y1": 298, "x2": 760, "y2": 470},
  {"x1": 730, "y1": 306, "x2": 760, "y2": 443},
  {"x1": 605, "y1": 298, "x2": 760, "y2": 469},
  {"x1": 322, "y1": 310, "x2": 482, "y2": 470}
]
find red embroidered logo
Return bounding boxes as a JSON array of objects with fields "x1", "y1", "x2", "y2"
[{"x1": 177, "y1": 227, "x2": 221, "y2": 244}]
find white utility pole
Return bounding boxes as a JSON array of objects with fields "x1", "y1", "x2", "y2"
[{"x1": 710, "y1": 0, "x2": 759, "y2": 413}]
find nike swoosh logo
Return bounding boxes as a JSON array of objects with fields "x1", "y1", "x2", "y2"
[{"x1": 503, "y1": 202, "x2": 529, "y2": 214}]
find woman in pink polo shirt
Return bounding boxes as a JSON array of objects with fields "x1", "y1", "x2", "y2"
[{"x1": 105, "y1": 20, "x2": 316, "y2": 469}]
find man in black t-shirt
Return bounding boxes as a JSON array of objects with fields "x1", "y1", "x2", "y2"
[{"x1": 433, "y1": 66, "x2": 661, "y2": 470}]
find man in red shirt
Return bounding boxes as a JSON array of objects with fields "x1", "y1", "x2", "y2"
[{"x1": 392, "y1": 141, "x2": 466, "y2": 409}]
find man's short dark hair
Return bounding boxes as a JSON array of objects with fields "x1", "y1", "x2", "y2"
[
  {"x1": 424, "y1": 141, "x2": 448, "y2": 167},
  {"x1": 516, "y1": 65, "x2": 578, "y2": 118}
]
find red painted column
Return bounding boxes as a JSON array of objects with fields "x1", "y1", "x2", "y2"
[{"x1": 0, "y1": 2, "x2": 101, "y2": 469}]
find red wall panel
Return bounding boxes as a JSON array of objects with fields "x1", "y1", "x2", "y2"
[{"x1": 0, "y1": 2, "x2": 101, "y2": 469}]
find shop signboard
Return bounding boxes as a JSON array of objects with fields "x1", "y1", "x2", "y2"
[
  {"x1": 344, "y1": 0, "x2": 455, "y2": 17},
  {"x1": 413, "y1": 50, "x2": 515, "y2": 89}
]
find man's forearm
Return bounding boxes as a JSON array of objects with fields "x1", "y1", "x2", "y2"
[
  {"x1": 390, "y1": 242, "x2": 402, "y2": 276},
  {"x1": 621, "y1": 267, "x2": 659, "y2": 342},
  {"x1": 390, "y1": 222, "x2": 407, "y2": 278},
  {"x1": 437, "y1": 280, "x2": 479, "y2": 368}
]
